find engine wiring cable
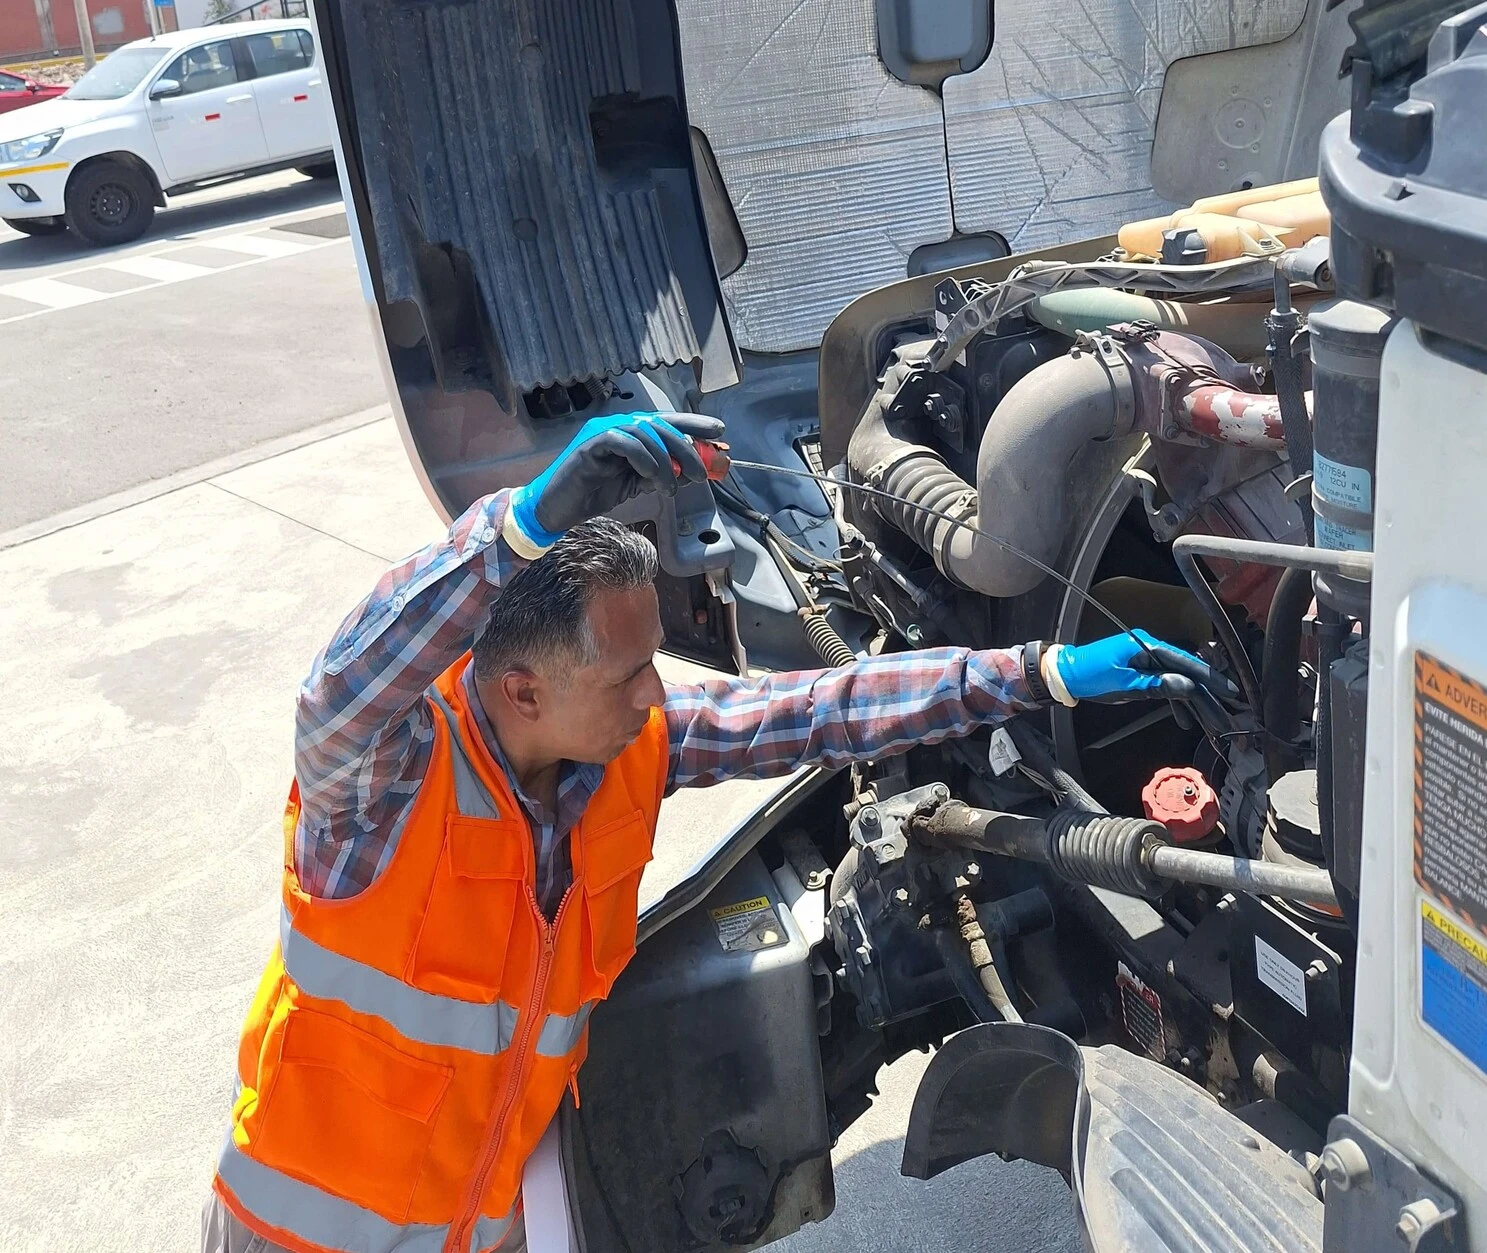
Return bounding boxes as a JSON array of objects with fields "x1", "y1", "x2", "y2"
[
  {"x1": 724, "y1": 458, "x2": 1156, "y2": 659},
  {"x1": 720, "y1": 456, "x2": 1282, "y2": 759}
]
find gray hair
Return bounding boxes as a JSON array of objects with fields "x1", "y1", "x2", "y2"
[{"x1": 473, "y1": 516, "x2": 658, "y2": 683}]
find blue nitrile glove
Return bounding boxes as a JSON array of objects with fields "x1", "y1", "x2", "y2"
[
  {"x1": 1049, "y1": 629, "x2": 1227, "y2": 704},
  {"x1": 505, "y1": 412, "x2": 726, "y2": 556}
]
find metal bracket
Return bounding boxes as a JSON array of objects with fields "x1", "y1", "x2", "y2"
[
  {"x1": 1125, "y1": 467, "x2": 1185, "y2": 543},
  {"x1": 1071, "y1": 328, "x2": 1138, "y2": 435},
  {"x1": 1321, "y1": 1116, "x2": 1465, "y2": 1253}
]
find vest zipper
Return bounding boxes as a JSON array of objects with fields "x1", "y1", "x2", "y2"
[{"x1": 447, "y1": 885, "x2": 569, "y2": 1253}]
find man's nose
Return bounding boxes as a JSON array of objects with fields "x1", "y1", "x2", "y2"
[{"x1": 636, "y1": 664, "x2": 665, "y2": 710}]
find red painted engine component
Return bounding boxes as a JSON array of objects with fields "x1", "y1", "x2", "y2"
[{"x1": 1142, "y1": 766, "x2": 1220, "y2": 843}]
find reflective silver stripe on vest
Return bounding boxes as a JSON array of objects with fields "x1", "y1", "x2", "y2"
[
  {"x1": 280, "y1": 907, "x2": 519, "y2": 1055},
  {"x1": 536, "y1": 1001, "x2": 595, "y2": 1057},
  {"x1": 220, "y1": 1137, "x2": 458, "y2": 1253},
  {"x1": 426, "y1": 687, "x2": 501, "y2": 820}
]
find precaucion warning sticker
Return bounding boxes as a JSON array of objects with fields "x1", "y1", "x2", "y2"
[
  {"x1": 1413, "y1": 653, "x2": 1487, "y2": 937},
  {"x1": 1421, "y1": 901, "x2": 1487, "y2": 1076},
  {"x1": 710, "y1": 896, "x2": 787, "y2": 953}
]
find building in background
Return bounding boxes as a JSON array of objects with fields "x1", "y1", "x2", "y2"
[{"x1": 0, "y1": 0, "x2": 180, "y2": 61}]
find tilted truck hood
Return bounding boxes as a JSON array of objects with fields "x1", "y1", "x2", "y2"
[{"x1": 313, "y1": 0, "x2": 1354, "y2": 522}]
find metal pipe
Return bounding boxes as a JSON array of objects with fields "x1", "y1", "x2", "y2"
[
  {"x1": 1267, "y1": 269, "x2": 1315, "y2": 539},
  {"x1": 1171, "y1": 538, "x2": 1266, "y2": 717},
  {"x1": 1173, "y1": 384, "x2": 1289, "y2": 449},
  {"x1": 911, "y1": 801, "x2": 1339, "y2": 905},
  {"x1": 1146, "y1": 845, "x2": 1338, "y2": 906},
  {"x1": 1172, "y1": 534, "x2": 1373, "y2": 582}
]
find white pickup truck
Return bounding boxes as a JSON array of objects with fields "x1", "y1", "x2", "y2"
[{"x1": 0, "y1": 19, "x2": 334, "y2": 247}]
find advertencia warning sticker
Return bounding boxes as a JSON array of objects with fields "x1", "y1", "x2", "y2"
[
  {"x1": 1413, "y1": 652, "x2": 1487, "y2": 937},
  {"x1": 1421, "y1": 901, "x2": 1487, "y2": 1077},
  {"x1": 709, "y1": 896, "x2": 787, "y2": 953}
]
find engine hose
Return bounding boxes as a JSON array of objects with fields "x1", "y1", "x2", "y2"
[
  {"x1": 1262, "y1": 564, "x2": 1313, "y2": 777},
  {"x1": 1171, "y1": 536, "x2": 1266, "y2": 720},
  {"x1": 1007, "y1": 720, "x2": 1105, "y2": 813},
  {"x1": 802, "y1": 611, "x2": 858, "y2": 668},
  {"x1": 1043, "y1": 810, "x2": 1168, "y2": 898}
]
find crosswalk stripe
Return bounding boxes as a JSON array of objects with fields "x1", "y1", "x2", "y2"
[
  {"x1": 0, "y1": 276, "x2": 105, "y2": 309},
  {"x1": 203, "y1": 233, "x2": 311, "y2": 259},
  {"x1": 104, "y1": 255, "x2": 216, "y2": 283}
]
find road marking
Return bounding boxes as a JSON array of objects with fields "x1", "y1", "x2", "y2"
[
  {"x1": 204, "y1": 232, "x2": 312, "y2": 259},
  {"x1": 104, "y1": 255, "x2": 216, "y2": 283},
  {"x1": 0, "y1": 276, "x2": 105, "y2": 308},
  {"x1": 0, "y1": 230, "x2": 345, "y2": 325}
]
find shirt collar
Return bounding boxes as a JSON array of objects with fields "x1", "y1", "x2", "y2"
[{"x1": 460, "y1": 662, "x2": 602, "y2": 820}]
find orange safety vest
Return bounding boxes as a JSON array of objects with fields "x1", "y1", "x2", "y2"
[{"x1": 213, "y1": 655, "x2": 668, "y2": 1253}]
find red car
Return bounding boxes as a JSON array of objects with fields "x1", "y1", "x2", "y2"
[{"x1": 0, "y1": 69, "x2": 67, "y2": 114}]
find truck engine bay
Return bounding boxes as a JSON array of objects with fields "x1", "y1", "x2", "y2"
[{"x1": 562, "y1": 192, "x2": 1379, "y2": 1251}]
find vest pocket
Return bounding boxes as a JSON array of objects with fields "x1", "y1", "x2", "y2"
[
  {"x1": 580, "y1": 810, "x2": 652, "y2": 989},
  {"x1": 254, "y1": 1007, "x2": 453, "y2": 1221},
  {"x1": 409, "y1": 816, "x2": 526, "y2": 999}
]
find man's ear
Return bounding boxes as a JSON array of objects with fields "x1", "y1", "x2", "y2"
[{"x1": 497, "y1": 669, "x2": 545, "y2": 723}]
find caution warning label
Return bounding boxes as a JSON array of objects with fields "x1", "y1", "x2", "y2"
[
  {"x1": 709, "y1": 896, "x2": 787, "y2": 953},
  {"x1": 1421, "y1": 901, "x2": 1487, "y2": 1077},
  {"x1": 1414, "y1": 653, "x2": 1487, "y2": 938}
]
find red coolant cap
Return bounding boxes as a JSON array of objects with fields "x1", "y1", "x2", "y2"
[{"x1": 1141, "y1": 766, "x2": 1219, "y2": 843}]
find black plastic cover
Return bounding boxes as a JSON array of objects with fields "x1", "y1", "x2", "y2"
[
  {"x1": 903, "y1": 1023, "x2": 1324, "y2": 1252},
  {"x1": 1320, "y1": 2, "x2": 1487, "y2": 350},
  {"x1": 572, "y1": 849, "x2": 833, "y2": 1253}
]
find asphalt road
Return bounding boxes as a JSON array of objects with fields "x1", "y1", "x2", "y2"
[
  {"x1": 0, "y1": 171, "x2": 1079, "y2": 1252},
  {"x1": 0, "y1": 170, "x2": 385, "y2": 534}
]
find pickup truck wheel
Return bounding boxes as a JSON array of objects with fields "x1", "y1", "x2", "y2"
[
  {"x1": 296, "y1": 162, "x2": 338, "y2": 180},
  {"x1": 64, "y1": 161, "x2": 155, "y2": 248},
  {"x1": 3, "y1": 217, "x2": 67, "y2": 237}
]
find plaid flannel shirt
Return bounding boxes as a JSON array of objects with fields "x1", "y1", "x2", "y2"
[{"x1": 293, "y1": 490, "x2": 1038, "y2": 911}]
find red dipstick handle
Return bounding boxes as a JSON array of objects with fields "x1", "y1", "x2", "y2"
[{"x1": 672, "y1": 438, "x2": 731, "y2": 482}]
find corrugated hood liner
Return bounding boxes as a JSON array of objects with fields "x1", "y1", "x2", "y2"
[{"x1": 343, "y1": 0, "x2": 702, "y2": 391}]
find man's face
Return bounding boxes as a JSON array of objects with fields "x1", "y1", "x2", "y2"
[{"x1": 540, "y1": 584, "x2": 667, "y2": 764}]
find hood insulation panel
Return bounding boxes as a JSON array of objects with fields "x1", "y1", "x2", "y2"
[{"x1": 342, "y1": 0, "x2": 704, "y2": 391}]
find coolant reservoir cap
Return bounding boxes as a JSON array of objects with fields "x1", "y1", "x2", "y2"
[{"x1": 1141, "y1": 766, "x2": 1219, "y2": 843}]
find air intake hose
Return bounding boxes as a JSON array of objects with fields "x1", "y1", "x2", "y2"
[
  {"x1": 846, "y1": 329, "x2": 1287, "y2": 598},
  {"x1": 848, "y1": 344, "x2": 1134, "y2": 598}
]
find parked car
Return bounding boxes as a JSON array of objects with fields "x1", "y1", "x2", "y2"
[
  {"x1": 0, "y1": 70, "x2": 67, "y2": 115},
  {"x1": 0, "y1": 20, "x2": 335, "y2": 246}
]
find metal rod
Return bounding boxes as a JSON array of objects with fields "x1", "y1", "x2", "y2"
[
  {"x1": 1172, "y1": 534, "x2": 1373, "y2": 582},
  {"x1": 1170, "y1": 537, "x2": 1266, "y2": 717},
  {"x1": 1146, "y1": 845, "x2": 1338, "y2": 906}
]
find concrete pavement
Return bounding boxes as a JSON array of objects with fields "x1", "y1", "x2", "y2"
[
  {"x1": 0, "y1": 171, "x2": 382, "y2": 531},
  {"x1": 0, "y1": 416, "x2": 1078, "y2": 1252}
]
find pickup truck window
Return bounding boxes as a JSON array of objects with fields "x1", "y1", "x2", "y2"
[
  {"x1": 244, "y1": 30, "x2": 314, "y2": 78},
  {"x1": 161, "y1": 41, "x2": 242, "y2": 97}
]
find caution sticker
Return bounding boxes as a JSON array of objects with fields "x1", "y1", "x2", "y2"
[
  {"x1": 1116, "y1": 962, "x2": 1165, "y2": 1060},
  {"x1": 1413, "y1": 653, "x2": 1487, "y2": 938},
  {"x1": 709, "y1": 896, "x2": 787, "y2": 953},
  {"x1": 1421, "y1": 901, "x2": 1487, "y2": 1076}
]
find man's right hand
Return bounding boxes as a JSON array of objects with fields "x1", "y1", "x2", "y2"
[{"x1": 505, "y1": 412, "x2": 726, "y2": 557}]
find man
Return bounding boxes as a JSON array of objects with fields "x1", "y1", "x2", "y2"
[{"x1": 203, "y1": 412, "x2": 1193, "y2": 1253}]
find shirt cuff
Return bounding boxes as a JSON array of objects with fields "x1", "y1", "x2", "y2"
[
  {"x1": 500, "y1": 505, "x2": 555, "y2": 561},
  {"x1": 968, "y1": 644, "x2": 1042, "y2": 715}
]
